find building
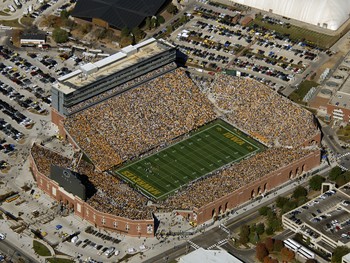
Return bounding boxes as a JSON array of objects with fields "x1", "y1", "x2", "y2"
[
  {"x1": 282, "y1": 183, "x2": 350, "y2": 257},
  {"x1": 179, "y1": 247, "x2": 243, "y2": 263},
  {"x1": 29, "y1": 144, "x2": 155, "y2": 238},
  {"x1": 309, "y1": 49, "x2": 350, "y2": 122},
  {"x1": 231, "y1": 0, "x2": 350, "y2": 31},
  {"x1": 71, "y1": 0, "x2": 169, "y2": 30},
  {"x1": 51, "y1": 38, "x2": 176, "y2": 131},
  {"x1": 327, "y1": 75, "x2": 350, "y2": 123},
  {"x1": 343, "y1": 252, "x2": 350, "y2": 263},
  {"x1": 37, "y1": 39, "x2": 322, "y2": 237},
  {"x1": 20, "y1": 33, "x2": 46, "y2": 46}
]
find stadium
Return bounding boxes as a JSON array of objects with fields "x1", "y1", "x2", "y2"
[
  {"x1": 231, "y1": 0, "x2": 350, "y2": 31},
  {"x1": 30, "y1": 39, "x2": 321, "y2": 237}
]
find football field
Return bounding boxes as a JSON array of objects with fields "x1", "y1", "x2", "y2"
[{"x1": 114, "y1": 119, "x2": 265, "y2": 200}]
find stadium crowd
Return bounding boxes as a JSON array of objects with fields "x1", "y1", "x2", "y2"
[
  {"x1": 66, "y1": 63, "x2": 177, "y2": 114},
  {"x1": 208, "y1": 75, "x2": 319, "y2": 147},
  {"x1": 162, "y1": 148, "x2": 313, "y2": 210},
  {"x1": 65, "y1": 68, "x2": 217, "y2": 171},
  {"x1": 30, "y1": 144, "x2": 152, "y2": 220}
]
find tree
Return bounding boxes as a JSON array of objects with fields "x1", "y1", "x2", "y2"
[
  {"x1": 273, "y1": 239, "x2": 284, "y2": 252},
  {"x1": 121, "y1": 27, "x2": 130, "y2": 37},
  {"x1": 166, "y1": 3, "x2": 178, "y2": 14},
  {"x1": 329, "y1": 166, "x2": 342, "y2": 181},
  {"x1": 256, "y1": 223, "x2": 265, "y2": 235},
  {"x1": 265, "y1": 227, "x2": 274, "y2": 235},
  {"x1": 292, "y1": 186, "x2": 308, "y2": 199},
  {"x1": 294, "y1": 233, "x2": 303, "y2": 243},
  {"x1": 151, "y1": 17, "x2": 159, "y2": 28},
  {"x1": 281, "y1": 247, "x2": 295, "y2": 261},
  {"x1": 166, "y1": 25, "x2": 173, "y2": 34},
  {"x1": 256, "y1": 243, "x2": 269, "y2": 262},
  {"x1": 80, "y1": 23, "x2": 92, "y2": 34},
  {"x1": 276, "y1": 196, "x2": 289, "y2": 208},
  {"x1": 131, "y1": 27, "x2": 145, "y2": 42},
  {"x1": 259, "y1": 206, "x2": 271, "y2": 216},
  {"x1": 120, "y1": 36, "x2": 133, "y2": 47},
  {"x1": 264, "y1": 257, "x2": 278, "y2": 263},
  {"x1": 52, "y1": 28, "x2": 68, "y2": 43},
  {"x1": 60, "y1": 10, "x2": 70, "y2": 19},
  {"x1": 281, "y1": 201, "x2": 296, "y2": 214},
  {"x1": 264, "y1": 237, "x2": 274, "y2": 252},
  {"x1": 336, "y1": 174, "x2": 347, "y2": 187},
  {"x1": 239, "y1": 225, "x2": 250, "y2": 245},
  {"x1": 309, "y1": 174, "x2": 325, "y2": 190},
  {"x1": 344, "y1": 171, "x2": 350, "y2": 182},
  {"x1": 332, "y1": 246, "x2": 350, "y2": 263},
  {"x1": 157, "y1": 15, "x2": 165, "y2": 24},
  {"x1": 145, "y1": 17, "x2": 151, "y2": 30},
  {"x1": 297, "y1": 196, "x2": 309, "y2": 206}
]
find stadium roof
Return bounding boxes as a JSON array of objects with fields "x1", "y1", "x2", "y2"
[
  {"x1": 231, "y1": 0, "x2": 350, "y2": 30},
  {"x1": 71, "y1": 0, "x2": 168, "y2": 29}
]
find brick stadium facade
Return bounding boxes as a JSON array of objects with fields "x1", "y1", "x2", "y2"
[
  {"x1": 178, "y1": 147, "x2": 321, "y2": 224},
  {"x1": 29, "y1": 152, "x2": 155, "y2": 238},
  {"x1": 29, "y1": 132, "x2": 321, "y2": 236}
]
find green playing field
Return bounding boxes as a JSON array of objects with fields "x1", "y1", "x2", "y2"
[{"x1": 114, "y1": 119, "x2": 265, "y2": 200}]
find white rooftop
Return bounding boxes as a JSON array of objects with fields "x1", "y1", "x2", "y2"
[
  {"x1": 179, "y1": 248, "x2": 243, "y2": 263},
  {"x1": 231, "y1": 0, "x2": 350, "y2": 30},
  {"x1": 55, "y1": 38, "x2": 173, "y2": 94}
]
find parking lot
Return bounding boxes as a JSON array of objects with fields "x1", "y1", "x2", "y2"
[
  {"x1": 285, "y1": 188, "x2": 350, "y2": 246},
  {"x1": 0, "y1": 0, "x2": 74, "y2": 22},
  {"x1": 168, "y1": 0, "x2": 329, "y2": 91}
]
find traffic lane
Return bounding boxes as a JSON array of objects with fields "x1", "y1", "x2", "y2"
[
  {"x1": 321, "y1": 126, "x2": 344, "y2": 154},
  {"x1": 0, "y1": 239, "x2": 37, "y2": 263}
]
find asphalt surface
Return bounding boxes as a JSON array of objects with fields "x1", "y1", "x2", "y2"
[{"x1": 0, "y1": 239, "x2": 37, "y2": 263}]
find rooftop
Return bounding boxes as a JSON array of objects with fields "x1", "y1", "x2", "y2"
[
  {"x1": 283, "y1": 184, "x2": 350, "y2": 252},
  {"x1": 54, "y1": 38, "x2": 173, "y2": 95},
  {"x1": 71, "y1": 0, "x2": 168, "y2": 30},
  {"x1": 179, "y1": 248, "x2": 243, "y2": 263}
]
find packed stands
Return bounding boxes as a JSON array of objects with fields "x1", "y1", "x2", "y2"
[
  {"x1": 64, "y1": 68, "x2": 217, "y2": 171},
  {"x1": 31, "y1": 144, "x2": 152, "y2": 220},
  {"x1": 208, "y1": 75, "x2": 318, "y2": 147},
  {"x1": 162, "y1": 148, "x2": 313, "y2": 210}
]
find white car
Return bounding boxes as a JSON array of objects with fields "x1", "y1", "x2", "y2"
[
  {"x1": 0, "y1": 233, "x2": 6, "y2": 240},
  {"x1": 71, "y1": 236, "x2": 78, "y2": 243}
]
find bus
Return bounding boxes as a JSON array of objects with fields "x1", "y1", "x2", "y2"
[
  {"x1": 6, "y1": 193, "x2": 20, "y2": 203},
  {"x1": 97, "y1": 53, "x2": 110, "y2": 58},
  {"x1": 283, "y1": 239, "x2": 301, "y2": 252},
  {"x1": 72, "y1": 45, "x2": 86, "y2": 51},
  {"x1": 88, "y1": 49, "x2": 102, "y2": 54}
]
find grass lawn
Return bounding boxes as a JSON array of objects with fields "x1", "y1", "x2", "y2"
[
  {"x1": 115, "y1": 119, "x2": 265, "y2": 200},
  {"x1": 250, "y1": 15, "x2": 339, "y2": 49},
  {"x1": 20, "y1": 16, "x2": 34, "y2": 27},
  {"x1": 0, "y1": 11, "x2": 10, "y2": 16},
  {"x1": 46, "y1": 258, "x2": 74, "y2": 263},
  {"x1": 0, "y1": 19, "x2": 22, "y2": 28},
  {"x1": 288, "y1": 80, "x2": 319, "y2": 104},
  {"x1": 33, "y1": 240, "x2": 52, "y2": 256},
  {"x1": 337, "y1": 125, "x2": 350, "y2": 142}
]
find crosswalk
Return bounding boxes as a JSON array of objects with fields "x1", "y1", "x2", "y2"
[
  {"x1": 219, "y1": 224, "x2": 230, "y2": 235},
  {"x1": 187, "y1": 240, "x2": 200, "y2": 249},
  {"x1": 207, "y1": 238, "x2": 228, "y2": 250}
]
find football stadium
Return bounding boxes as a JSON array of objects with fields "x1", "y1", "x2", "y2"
[
  {"x1": 30, "y1": 39, "x2": 322, "y2": 237},
  {"x1": 116, "y1": 119, "x2": 265, "y2": 200}
]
